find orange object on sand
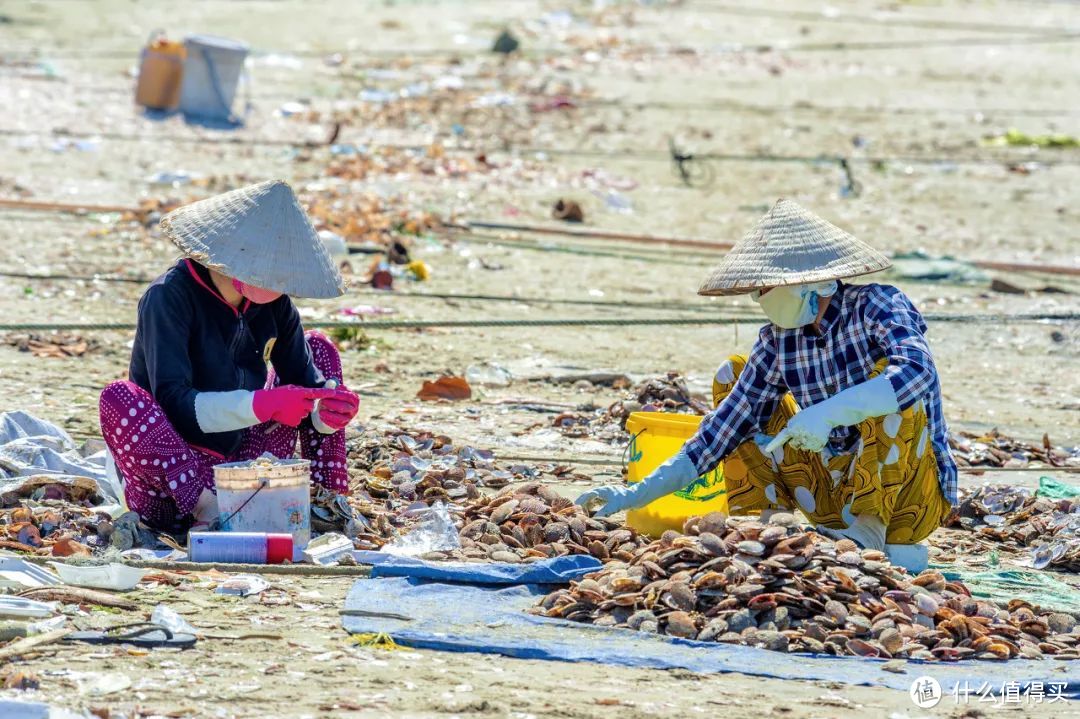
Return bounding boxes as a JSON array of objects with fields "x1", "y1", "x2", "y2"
[
  {"x1": 417, "y1": 376, "x2": 472, "y2": 401},
  {"x1": 135, "y1": 33, "x2": 186, "y2": 110}
]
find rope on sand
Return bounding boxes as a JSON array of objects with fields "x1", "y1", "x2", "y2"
[
  {"x1": 493, "y1": 453, "x2": 1080, "y2": 474},
  {"x1": 0, "y1": 313, "x2": 1076, "y2": 333}
]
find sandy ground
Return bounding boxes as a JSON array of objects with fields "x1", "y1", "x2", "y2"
[{"x1": 1, "y1": 0, "x2": 1079, "y2": 716}]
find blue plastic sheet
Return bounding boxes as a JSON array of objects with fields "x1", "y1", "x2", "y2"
[
  {"x1": 343, "y1": 572, "x2": 1080, "y2": 696},
  {"x1": 355, "y1": 551, "x2": 601, "y2": 584}
]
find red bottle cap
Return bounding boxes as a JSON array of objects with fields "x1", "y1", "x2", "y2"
[{"x1": 265, "y1": 534, "x2": 293, "y2": 564}]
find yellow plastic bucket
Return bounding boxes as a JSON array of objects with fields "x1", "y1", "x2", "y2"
[{"x1": 624, "y1": 412, "x2": 728, "y2": 537}]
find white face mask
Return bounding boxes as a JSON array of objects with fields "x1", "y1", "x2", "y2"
[{"x1": 751, "y1": 281, "x2": 838, "y2": 329}]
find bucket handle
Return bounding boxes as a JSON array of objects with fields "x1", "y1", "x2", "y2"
[
  {"x1": 621, "y1": 428, "x2": 647, "y2": 476},
  {"x1": 218, "y1": 477, "x2": 269, "y2": 529}
]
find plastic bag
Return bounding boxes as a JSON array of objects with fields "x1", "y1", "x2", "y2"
[
  {"x1": 384, "y1": 503, "x2": 461, "y2": 556},
  {"x1": 150, "y1": 604, "x2": 197, "y2": 635}
]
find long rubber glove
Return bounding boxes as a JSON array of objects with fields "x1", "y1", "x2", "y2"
[
  {"x1": 575, "y1": 450, "x2": 698, "y2": 518},
  {"x1": 315, "y1": 388, "x2": 360, "y2": 431},
  {"x1": 253, "y1": 386, "x2": 337, "y2": 427},
  {"x1": 766, "y1": 375, "x2": 900, "y2": 454}
]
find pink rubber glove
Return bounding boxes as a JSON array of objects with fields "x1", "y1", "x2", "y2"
[
  {"x1": 253, "y1": 386, "x2": 337, "y2": 427},
  {"x1": 316, "y1": 387, "x2": 360, "y2": 431}
]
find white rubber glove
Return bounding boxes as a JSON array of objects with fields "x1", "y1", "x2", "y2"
[
  {"x1": 816, "y1": 514, "x2": 886, "y2": 552},
  {"x1": 575, "y1": 451, "x2": 698, "y2": 518},
  {"x1": 766, "y1": 375, "x2": 900, "y2": 454}
]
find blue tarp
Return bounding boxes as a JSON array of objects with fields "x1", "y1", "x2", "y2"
[
  {"x1": 343, "y1": 560, "x2": 1080, "y2": 696},
  {"x1": 354, "y1": 551, "x2": 601, "y2": 584}
]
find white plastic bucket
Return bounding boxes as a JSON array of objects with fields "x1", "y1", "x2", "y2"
[
  {"x1": 178, "y1": 34, "x2": 249, "y2": 122},
  {"x1": 214, "y1": 457, "x2": 311, "y2": 549}
]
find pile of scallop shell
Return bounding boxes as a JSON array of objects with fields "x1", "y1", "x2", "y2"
[
  {"x1": 449, "y1": 483, "x2": 650, "y2": 563},
  {"x1": 949, "y1": 484, "x2": 1080, "y2": 572},
  {"x1": 534, "y1": 513, "x2": 1080, "y2": 660},
  {"x1": 341, "y1": 428, "x2": 543, "y2": 549}
]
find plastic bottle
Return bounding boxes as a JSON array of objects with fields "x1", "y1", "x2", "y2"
[{"x1": 188, "y1": 532, "x2": 293, "y2": 564}]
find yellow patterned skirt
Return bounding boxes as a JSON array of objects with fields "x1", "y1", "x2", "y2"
[{"x1": 713, "y1": 355, "x2": 950, "y2": 544}]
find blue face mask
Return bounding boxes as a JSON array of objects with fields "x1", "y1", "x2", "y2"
[{"x1": 751, "y1": 281, "x2": 838, "y2": 329}]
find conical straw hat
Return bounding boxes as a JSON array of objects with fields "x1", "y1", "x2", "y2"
[
  {"x1": 160, "y1": 180, "x2": 346, "y2": 298},
  {"x1": 698, "y1": 199, "x2": 892, "y2": 296}
]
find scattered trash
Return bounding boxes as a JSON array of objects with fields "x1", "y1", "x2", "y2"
[
  {"x1": 146, "y1": 170, "x2": 200, "y2": 187},
  {"x1": 465, "y1": 364, "x2": 513, "y2": 388},
  {"x1": 150, "y1": 604, "x2": 197, "y2": 635},
  {"x1": 50, "y1": 536, "x2": 92, "y2": 557},
  {"x1": 598, "y1": 190, "x2": 633, "y2": 214},
  {"x1": 0, "y1": 597, "x2": 56, "y2": 619},
  {"x1": 405, "y1": 259, "x2": 430, "y2": 281},
  {"x1": 1037, "y1": 476, "x2": 1080, "y2": 499},
  {"x1": 492, "y1": 29, "x2": 520, "y2": 54},
  {"x1": 888, "y1": 251, "x2": 988, "y2": 284},
  {"x1": 302, "y1": 532, "x2": 355, "y2": 565},
  {"x1": 216, "y1": 574, "x2": 270, "y2": 597},
  {"x1": 0, "y1": 410, "x2": 122, "y2": 504},
  {"x1": 0, "y1": 699, "x2": 83, "y2": 719},
  {"x1": 552, "y1": 199, "x2": 584, "y2": 223},
  {"x1": 0, "y1": 557, "x2": 61, "y2": 589},
  {"x1": 384, "y1": 503, "x2": 460, "y2": 556},
  {"x1": 340, "y1": 305, "x2": 396, "y2": 317},
  {"x1": 2, "y1": 333, "x2": 101, "y2": 358},
  {"x1": 276, "y1": 101, "x2": 308, "y2": 117},
  {"x1": 318, "y1": 229, "x2": 348, "y2": 261},
  {"x1": 3, "y1": 669, "x2": 40, "y2": 690},
  {"x1": 986, "y1": 128, "x2": 1080, "y2": 149},
  {"x1": 989, "y1": 278, "x2": 1027, "y2": 294},
  {"x1": 47, "y1": 562, "x2": 148, "y2": 591},
  {"x1": 77, "y1": 672, "x2": 133, "y2": 696},
  {"x1": 417, "y1": 376, "x2": 472, "y2": 401}
]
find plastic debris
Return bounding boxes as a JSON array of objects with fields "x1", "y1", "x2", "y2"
[
  {"x1": 216, "y1": 574, "x2": 271, "y2": 597},
  {"x1": 47, "y1": 561, "x2": 148, "y2": 591},
  {"x1": 0, "y1": 596, "x2": 57, "y2": 619},
  {"x1": 492, "y1": 29, "x2": 520, "y2": 54},
  {"x1": 150, "y1": 604, "x2": 198, "y2": 635},
  {"x1": 0, "y1": 700, "x2": 66, "y2": 719},
  {"x1": 384, "y1": 503, "x2": 461, "y2": 556},
  {"x1": 340, "y1": 305, "x2": 396, "y2": 317},
  {"x1": 552, "y1": 198, "x2": 584, "y2": 223},
  {"x1": 465, "y1": 364, "x2": 513, "y2": 388},
  {"x1": 302, "y1": 533, "x2": 355, "y2": 565},
  {"x1": 146, "y1": 170, "x2": 199, "y2": 186},
  {"x1": 0, "y1": 557, "x2": 62, "y2": 589},
  {"x1": 77, "y1": 672, "x2": 132, "y2": 696}
]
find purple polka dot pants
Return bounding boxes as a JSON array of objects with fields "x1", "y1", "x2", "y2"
[{"x1": 100, "y1": 332, "x2": 350, "y2": 528}]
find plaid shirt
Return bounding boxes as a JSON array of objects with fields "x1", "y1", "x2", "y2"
[{"x1": 684, "y1": 281, "x2": 958, "y2": 506}]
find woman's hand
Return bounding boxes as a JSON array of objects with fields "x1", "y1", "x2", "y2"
[
  {"x1": 253, "y1": 385, "x2": 337, "y2": 427},
  {"x1": 316, "y1": 387, "x2": 360, "y2": 430}
]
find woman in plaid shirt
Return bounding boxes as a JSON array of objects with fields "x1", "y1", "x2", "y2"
[{"x1": 578, "y1": 200, "x2": 957, "y2": 572}]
